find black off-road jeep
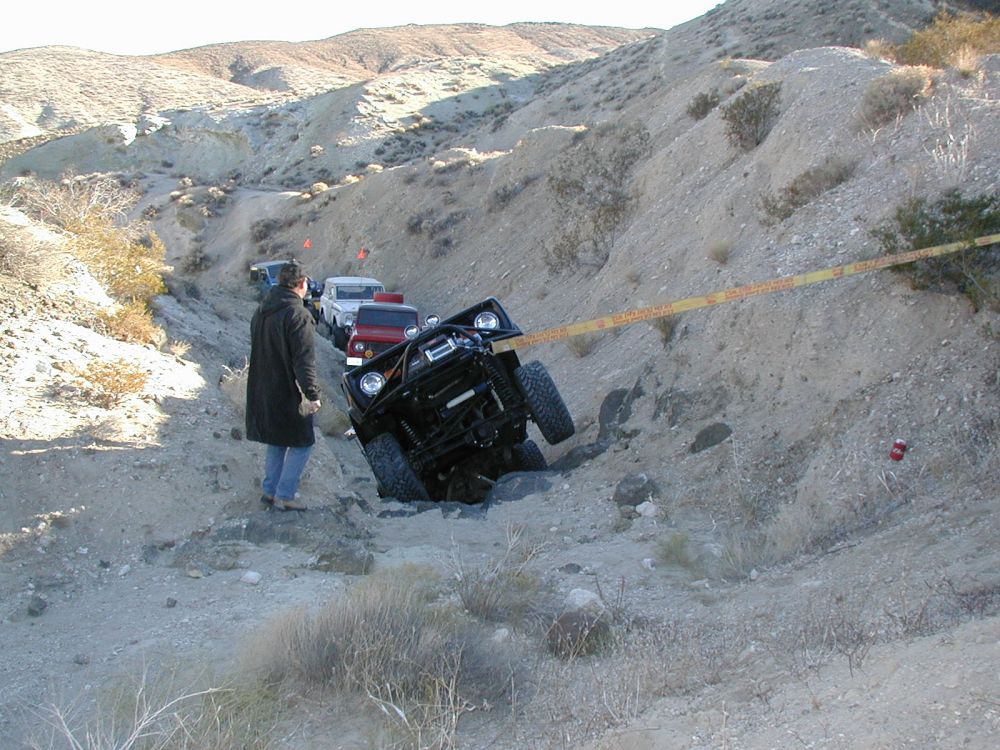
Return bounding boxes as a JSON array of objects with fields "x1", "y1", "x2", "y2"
[{"x1": 341, "y1": 298, "x2": 574, "y2": 502}]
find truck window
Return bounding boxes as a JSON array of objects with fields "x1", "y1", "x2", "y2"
[
  {"x1": 357, "y1": 309, "x2": 417, "y2": 328},
  {"x1": 338, "y1": 285, "x2": 384, "y2": 301}
]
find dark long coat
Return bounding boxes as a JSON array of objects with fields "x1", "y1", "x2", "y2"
[{"x1": 246, "y1": 286, "x2": 321, "y2": 447}]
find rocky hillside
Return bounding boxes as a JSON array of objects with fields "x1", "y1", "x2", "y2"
[{"x1": 1, "y1": 0, "x2": 998, "y2": 748}]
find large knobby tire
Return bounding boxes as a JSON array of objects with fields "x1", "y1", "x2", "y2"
[
  {"x1": 514, "y1": 360, "x2": 575, "y2": 445},
  {"x1": 332, "y1": 325, "x2": 348, "y2": 350},
  {"x1": 365, "y1": 433, "x2": 430, "y2": 501},
  {"x1": 512, "y1": 439, "x2": 547, "y2": 471}
]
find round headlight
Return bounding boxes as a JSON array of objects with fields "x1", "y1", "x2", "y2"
[
  {"x1": 404, "y1": 325, "x2": 419, "y2": 339},
  {"x1": 353, "y1": 342, "x2": 365, "y2": 352},
  {"x1": 424, "y1": 314, "x2": 440, "y2": 327},
  {"x1": 343, "y1": 313, "x2": 354, "y2": 327},
  {"x1": 359, "y1": 372, "x2": 386, "y2": 396},
  {"x1": 474, "y1": 311, "x2": 500, "y2": 330}
]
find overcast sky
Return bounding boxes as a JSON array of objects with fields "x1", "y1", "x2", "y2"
[{"x1": 2, "y1": 0, "x2": 722, "y2": 55}]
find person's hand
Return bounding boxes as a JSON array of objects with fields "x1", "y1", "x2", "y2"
[{"x1": 309, "y1": 399, "x2": 322, "y2": 414}]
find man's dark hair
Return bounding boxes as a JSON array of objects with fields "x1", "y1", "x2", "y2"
[{"x1": 278, "y1": 260, "x2": 307, "y2": 288}]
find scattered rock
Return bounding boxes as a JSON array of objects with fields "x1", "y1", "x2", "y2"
[
  {"x1": 240, "y1": 570, "x2": 262, "y2": 585},
  {"x1": 72, "y1": 653, "x2": 90, "y2": 665},
  {"x1": 230, "y1": 427, "x2": 243, "y2": 440},
  {"x1": 165, "y1": 597, "x2": 178, "y2": 608},
  {"x1": 690, "y1": 422, "x2": 732, "y2": 453},
  {"x1": 558, "y1": 562, "x2": 582, "y2": 574},
  {"x1": 635, "y1": 500, "x2": 661, "y2": 518},
  {"x1": 612, "y1": 472, "x2": 659, "y2": 507},
  {"x1": 27, "y1": 595, "x2": 47, "y2": 617}
]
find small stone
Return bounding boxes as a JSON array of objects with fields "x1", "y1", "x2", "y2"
[
  {"x1": 27, "y1": 595, "x2": 48, "y2": 617},
  {"x1": 117, "y1": 564, "x2": 131, "y2": 577},
  {"x1": 636, "y1": 500, "x2": 661, "y2": 518},
  {"x1": 73, "y1": 653, "x2": 90, "y2": 665},
  {"x1": 230, "y1": 427, "x2": 243, "y2": 441},
  {"x1": 240, "y1": 571, "x2": 262, "y2": 585},
  {"x1": 212, "y1": 431, "x2": 222, "y2": 439},
  {"x1": 185, "y1": 566, "x2": 205, "y2": 579},
  {"x1": 165, "y1": 597, "x2": 178, "y2": 608},
  {"x1": 749, "y1": 568, "x2": 759, "y2": 581},
  {"x1": 559, "y1": 563, "x2": 582, "y2": 574},
  {"x1": 641, "y1": 557, "x2": 656, "y2": 570}
]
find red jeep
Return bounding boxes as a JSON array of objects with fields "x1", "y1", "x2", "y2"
[{"x1": 345, "y1": 292, "x2": 420, "y2": 368}]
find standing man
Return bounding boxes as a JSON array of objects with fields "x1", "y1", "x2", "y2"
[{"x1": 246, "y1": 260, "x2": 322, "y2": 510}]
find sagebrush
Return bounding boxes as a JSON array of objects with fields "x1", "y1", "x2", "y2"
[
  {"x1": 73, "y1": 358, "x2": 148, "y2": 408},
  {"x1": 721, "y1": 81, "x2": 781, "y2": 151}
]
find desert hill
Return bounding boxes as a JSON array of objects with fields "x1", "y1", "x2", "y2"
[{"x1": 1, "y1": 0, "x2": 998, "y2": 748}]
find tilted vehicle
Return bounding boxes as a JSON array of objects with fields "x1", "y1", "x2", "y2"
[
  {"x1": 341, "y1": 297, "x2": 574, "y2": 502},
  {"x1": 318, "y1": 276, "x2": 385, "y2": 349},
  {"x1": 344, "y1": 293, "x2": 418, "y2": 368}
]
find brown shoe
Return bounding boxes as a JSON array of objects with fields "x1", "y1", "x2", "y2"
[
  {"x1": 276, "y1": 497, "x2": 307, "y2": 511},
  {"x1": 260, "y1": 494, "x2": 275, "y2": 507}
]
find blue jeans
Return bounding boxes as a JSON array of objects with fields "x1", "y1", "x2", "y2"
[{"x1": 262, "y1": 444, "x2": 314, "y2": 501}]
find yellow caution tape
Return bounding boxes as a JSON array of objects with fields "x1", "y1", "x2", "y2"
[{"x1": 492, "y1": 233, "x2": 1000, "y2": 353}]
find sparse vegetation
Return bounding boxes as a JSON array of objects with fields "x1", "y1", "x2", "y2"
[
  {"x1": 859, "y1": 68, "x2": 933, "y2": 129},
  {"x1": 686, "y1": 89, "x2": 721, "y2": 120},
  {"x1": 72, "y1": 357, "x2": 148, "y2": 408},
  {"x1": 872, "y1": 189, "x2": 1000, "y2": 311},
  {"x1": 721, "y1": 81, "x2": 782, "y2": 151},
  {"x1": 887, "y1": 12, "x2": 1000, "y2": 70},
  {"x1": 760, "y1": 156, "x2": 858, "y2": 223},
  {"x1": 566, "y1": 332, "x2": 600, "y2": 357},
  {"x1": 649, "y1": 315, "x2": 677, "y2": 346},
  {"x1": 546, "y1": 122, "x2": 651, "y2": 272},
  {"x1": 707, "y1": 241, "x2": 731, "y2": 265},
  {"x1": 96, "y1": 301, "x2": 163, "y2": 345},
  {"x1": 450, "y1": 525, "x2": 543, "y2": 623},
  {"x1": 241, "y1": 569, "x2": 512, "y2": 748}
]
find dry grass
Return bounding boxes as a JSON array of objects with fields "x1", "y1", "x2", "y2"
[
  {"x1": 760, "y1": 156, "x2": 858, "y2": 223},
  {"x1": 26, "y1": 666, "x2": 277, "y2": 750},
  {"x1": 450, "y1": 524, "x2": 544, "y2": 623},
  {"x1": 241, "y1": 569, "x2": 514, "y2": 748},
  {"x1": 566, "y1": 332, "x2": 600, "y2": 358},
  {"x1": 649, "y1": 315, "x2": 677, "y2": 346},
  {"x1": 218, "y1": 359, "x2": 248, "y2": 416},
  {"x1": 69, "y1": 218, "x2": 168, "y2": 303}
]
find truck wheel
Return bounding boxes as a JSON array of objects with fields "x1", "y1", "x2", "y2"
[
  {"x1": 512, "y1": 439, "x2": 547, "y2": 471},
  {"x1": 333, "y1": 325, "x2": 348, "y2": 350},
  {"x1": 365, "y1": 433, "x2": 429, "y2": 501},
  {"x1": 514, "y1": 360, "x2": 575, "y2": 445}
]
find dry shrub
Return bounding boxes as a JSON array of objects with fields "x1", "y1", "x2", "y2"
[
  {"x1": 708, "y1": 241, "x2": 731, "y2": 265},
  {"x1": 96, "y1": 301, "x2": 163, "y2": 345},
  {"x1": 891, "y1": 12, "x2": 1000, "y2": 70},
  {"x1": 72, "y1": 358, "x2": 148, "y2": 409},
  {"x1": 7, "y1": 173, "x2": 136, "y2": 229},
  {"x1": 566, "y1": 332, "x2": 599, "y2": 358},
  {"x1": 655, "y1": 531, "x2": 699, "y2": 572},
  {"x1": 649, "y1": 315, "x2": 677, "y2": 346},
  {"x1": 315, "y1": 403, "x2": 353, "y2": 437},
  {"x1": 686, "y1": 89, "x2": 721, "y2": 120},
  {"x1": 760, "y1": 156, "x2": 858, "y2": 223},
  {"x1": 859, "y1": 68, "x2": 933, "y2": 129},
  {"x1": 219, "y1": 360, "x2": 248, "y2": 416},
  {"x1": 69, "y1": 217, "x2": 167, "y2": 303}
]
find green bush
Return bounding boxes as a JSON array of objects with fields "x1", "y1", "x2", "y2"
[
  {"x1": 721, "y1": 81, "x2": 782, "y2": 151},
  {"x1": 872, "y1": 189, "x2": 1000, "y2": 311}
]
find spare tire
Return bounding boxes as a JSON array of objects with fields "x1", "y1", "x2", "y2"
[
  {"x1": 514, "y1": 360, "x2": 575, "y2": 445},
  {"x1": 365, "y1": 433, "x2": 429, "y2": 501}
]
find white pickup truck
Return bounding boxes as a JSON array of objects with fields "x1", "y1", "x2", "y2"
[{"x1": 318, "y1": 276, "x2": 385, "y2": 349}]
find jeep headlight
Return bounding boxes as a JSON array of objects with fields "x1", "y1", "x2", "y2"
[
  {"x1": 343, "y1": 313, "x2": 355, "y2": 327},
  {"x1": 353, "y1": 342, "x2": 366, "y2": 352},
  {"x1": 404, "y1": 325, "x2": 419, "y2": 339},
  {"x1": 424, "y1": 314, "x2": 440, "y2": 327},
  {"x1": 474, "y1": 311, "x2": 500, "y2": 330},
  {"x1": 359, "y1": 372, "x2": 386, "y2": 396}
]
